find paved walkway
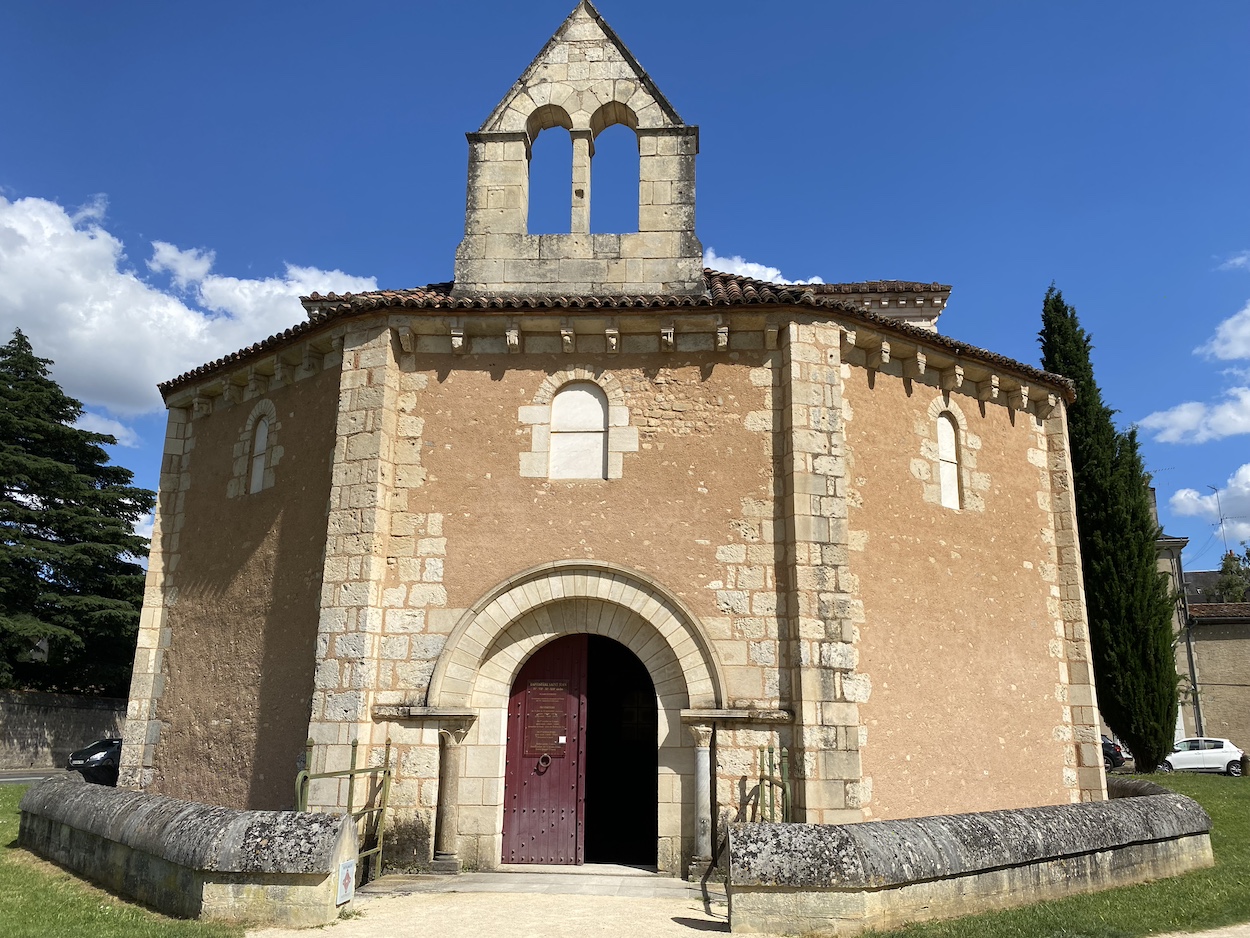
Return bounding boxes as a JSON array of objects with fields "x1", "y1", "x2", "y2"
[
  {"x1": 0, "y1": 767, "x2": 63, "y2": 785},
  {"x1": 244, "y1": 865, "x2": 1250, "y2": 938},
  {"x1": 248, "y1": 866, "x2": 742, "y2": 938}
]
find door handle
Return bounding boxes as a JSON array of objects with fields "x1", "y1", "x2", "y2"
[{"x1": 536, "y1": 753, "x2": 552, "y2": 773}]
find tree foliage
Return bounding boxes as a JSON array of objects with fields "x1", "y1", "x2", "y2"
[
  {"x1": 1212, "y1": 546, "x2": 1250, "y2": 603},
  {"x1": 1039, "y1": 286, "x2": 1178, "y2": 771},
  {"x1": 0, "y1": 329, "x2": 155, "y2": 696}
]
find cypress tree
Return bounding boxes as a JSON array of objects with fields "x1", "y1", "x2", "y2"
[
  {"x1": 0, "y1": 329, "x2": 155, "y2": 696},
  {"x1": 1039, "y1": 287, "x2": 1178, "y2": 771}
]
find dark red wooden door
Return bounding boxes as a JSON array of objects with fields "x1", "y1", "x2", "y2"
[{"x1": 502, "y1": 635, "x2": 588, "y2": 864}]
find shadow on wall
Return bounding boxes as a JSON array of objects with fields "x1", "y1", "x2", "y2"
[{"x1": 0, "y1": 690, "x2": 126, "y2": 768}]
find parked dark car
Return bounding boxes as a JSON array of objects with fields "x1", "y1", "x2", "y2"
[
  {"x1": 67, "y1": 737, "x2": 122, "y2": 786},
  {"x1": 1102, "y1": 735, "x2": 1126, "y2": 770}
]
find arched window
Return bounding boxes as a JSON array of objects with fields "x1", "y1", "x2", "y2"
[
  {"x1": 936, "y1": 413, "x2": 960, "y2": 510},
  {"x1": 249, "y1": 417, "x2": 270, "y2": 494},
  {"x1": 549, "y1": 382, "x2": 608, "y2": 479}
]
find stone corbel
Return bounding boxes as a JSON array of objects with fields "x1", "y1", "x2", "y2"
[
  {"x1": 246, "y1": 366, "x2": 268, "y2": 398},
  {"x1": 661, "y1": 323, "x2": 675, "y2": 352},
  {"x1": 903, "y1": 350, "x2": 927, "y2": 379},
  {"x1": 560, "y1": 321, "x2": 575, "y2": 354},
  {"x1": 302, "y1": 344, "x2": 324, "y2": 373},
  {"x1": 977, "y1": 374, "x2": 1000, "y2": 403},
  {"x1": 219, "y1": 379, "x2": 241, "y2": 406},
  {"x1": 716, "y1": 323, "x2": 729, "y2": 352},
  {"x1": 450, "y1": 319, "x2": 466, "y2": 354},
  {"x1": 1008, "y1": 383, "x2": 1031, "y2": 411},
  {"x1": 192, "y1": 393, "x2": 212, "y2": 419},
  {"x1": 1036, "y1": 393, "x2": 1059, "y2": 420},
  {"x1": 867, "y1": 341, "x2": 890, "y2": 370},
  {"x1": 506, "y1": 321, "x2": 521, "y2": 354},
  {"x1": 940, "y1": 364, "x2": 964, "y2": 392},
  {"x1": 605, "y1": 326, "x2": 620, "y2": 354},
  {"x1": 396, "y1": 327, "x2": 415, "y2": 354},
  {"x1": 273, "y1": 357, "x2": 294, "y2": 386},
  {"x1": 840, "y1": 328, "x2": 857, "y2": 350},
  {"x1": 764, "y1": 324, "x2": 780, "y2": 350}
]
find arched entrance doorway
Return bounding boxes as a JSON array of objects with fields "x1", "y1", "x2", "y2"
[{"x1": 502, "y1": 634, "x2": 658, "y2": 866}]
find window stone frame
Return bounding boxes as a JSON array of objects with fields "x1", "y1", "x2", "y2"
[
  {"x1": 518, "y1": 367, "x2": 638, "y2": 480},
  {"x1": 229, "y1": 399, "x2": 282, "y2": 498}
]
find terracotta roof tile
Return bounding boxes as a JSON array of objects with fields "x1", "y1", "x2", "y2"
[
  {"x1": 158, "y1": 270, "x2": 1073, "y2": 398},
  {"x1": 1190, "y1": 603, "x2": 1250, "y2": 620}
]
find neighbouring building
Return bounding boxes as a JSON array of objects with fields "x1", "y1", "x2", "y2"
[{"x1": 119, "y1": 1, "x2": 1104, "y2": 876}]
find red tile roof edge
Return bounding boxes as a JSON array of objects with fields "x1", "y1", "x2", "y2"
[
  {"x1": 157, "y1": 270, "x2": 1072, "y2": 398},
  {"x1": 1190, "y1": 603, "x2": 1250, "y2": 619}
]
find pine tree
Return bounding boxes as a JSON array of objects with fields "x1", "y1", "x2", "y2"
[
  {"x1": 0, "y1": 329, "x2": 155, "y2": 696},
  {"x1": 1039, "y1": 287, "x2": 1178, "y2": 771}
]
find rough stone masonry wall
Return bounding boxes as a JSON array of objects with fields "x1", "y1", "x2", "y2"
[
  {"x1": 775, "y1": 322, "x2": 866, "y2": 826},
  {"x1": 303, "y1": 315, "x2": 791, "y2": 869},
  {"x1": 398, "y1": 342, "x2": 781, "y2": 868},
  {"x1": 122, "y1": 362, "x2": 341, "y2": 809},
  {"x1": 1190, "y1": 622, "x2": 1250, "y2": 752},
  {"x1": 842, "y1": 349, "x2": 1103, "y2": 821},
  {"x1": 0, "y1": 690, "x2": 125, "y2": 768}
]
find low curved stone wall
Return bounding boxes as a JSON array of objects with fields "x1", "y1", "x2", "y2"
[
  {"x1": 20, "y1": 777, "x2": 358, "y2": 926},
  {"x1": 728, "y1": 793, "x2": 1213, "y2": 935}
]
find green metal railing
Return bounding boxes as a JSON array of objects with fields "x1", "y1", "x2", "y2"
[
  {"x1": 296, "y1": 737, "x2": 393, "y2": 881},
  {"x1": 757, "y1": 745, "x2": 792, "y2": 823}
]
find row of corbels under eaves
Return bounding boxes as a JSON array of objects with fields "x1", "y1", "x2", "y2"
[
  {"x1": 839, "y1": 328, "x2": 1059, "y2": 419},
  {"x1": 168, "y1": 333, "x2": 346, "y2": 416},
  {"x1": 165, "y1": 314, "x2": 1059, "y2": 420},
  {"x1": 394, "y1": 316, "x2": 747, "y2": 354}
]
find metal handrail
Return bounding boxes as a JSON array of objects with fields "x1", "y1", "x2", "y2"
[
  {"x1": 295, "y1": 737, "x2": 393, "y2": 881},
  {"x1": 757, "y1": 745, "x2": 792, "y2": 823}
]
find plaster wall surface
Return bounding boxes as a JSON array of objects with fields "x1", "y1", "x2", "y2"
[
  {"x1": 1190, "y1": 622, "x2": 1250, "y2": 748},
  {"x1": 843, "y1": 361, "x2": 1078, "y2": 818},
  {"x1": 364, "y1": 347, "x2": 781, "y2": 871},
  {"x1": 147, "y1": 370, "x2": 339, "y2": 809}
]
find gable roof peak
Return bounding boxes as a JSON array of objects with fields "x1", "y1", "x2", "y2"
[{"x1": 478, "y1": 0, "x2": 685, "y2": 135}]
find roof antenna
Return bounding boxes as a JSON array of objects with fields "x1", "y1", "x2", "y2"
[{"x1": 1208, "y1": 485, "x2": 1231, "y2": 554}]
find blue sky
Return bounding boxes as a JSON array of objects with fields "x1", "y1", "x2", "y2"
[{"x1": 1, "y1": 1, "x2": 1247, "y2": 569}]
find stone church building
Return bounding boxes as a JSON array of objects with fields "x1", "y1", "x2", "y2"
[{"x1": 120, "y1": 2, "x2": 1104, "y2": 876}]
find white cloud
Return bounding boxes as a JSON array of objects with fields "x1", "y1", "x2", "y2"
[
  {"x1": 1170, "y1": 463, "x2": 1250, "y2": 543},
  {"x1": 1219, "y1": 250, "x2": 1250, "y2": 272},
  {"x1": 703, "y1": 247, "x2": 824, "y2": 285},
  {"x1": 149, "y1": 241, "x2": 214, "y2": 289},
  {"x1": 0, "y1": 194, "x2": 377, "y2": 417},
  {"x1": 1198, "y1": 299, "x2": 1250, "y2": 361},
  {"x1": 1140, "y1": 388, "x2": 1250, "y2": 444},
  {"x1": 1144, "y1": 297, "x2": 1250, "y2": 442},
  {"x1": 75, "y1": 411, "x2": 140, "y2": 447},
  {"x1": 133, "y1": 511, "x2": 154, "y2": 541}
]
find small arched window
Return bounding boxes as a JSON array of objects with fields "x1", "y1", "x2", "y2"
[
  {"x1": 549, "y1": 382, "x2": 608, "y2": 479},
  {"x1": 936, "y1": 413, "x2": 960, "y2": 510},
  {"x1": 249, "y1": 417, "x2": 270, "y2": 494}
]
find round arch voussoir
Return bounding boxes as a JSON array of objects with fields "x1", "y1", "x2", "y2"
[{"x1": 426, "y1": 561, "x2": 723, "y2": 710}]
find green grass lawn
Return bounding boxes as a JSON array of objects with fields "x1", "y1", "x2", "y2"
[
  {"x1": 864, "y1": 773, "x2": 1250, "y2": 938},
  {"x1": 0, "y1": 784, "x2": 244, "y2": 938}
]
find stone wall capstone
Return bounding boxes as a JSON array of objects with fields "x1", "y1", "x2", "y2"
[{"x1": 19, "y1": 777, "x2": 358, "y2": 926}]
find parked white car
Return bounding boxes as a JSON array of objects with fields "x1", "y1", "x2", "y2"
[{"x1": 1159, "y1": 738, "x2": 1245, "y2": 776}]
